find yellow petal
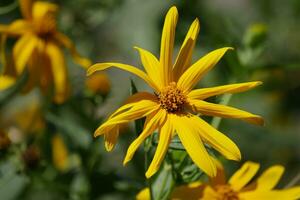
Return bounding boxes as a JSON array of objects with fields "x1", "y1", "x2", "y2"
[
  {"x1": 52, "y1": 134, "x2": 69, "y2": 171},
  {"x1": 19, "y1": 0, "x2": 33, "y2": 19},
  {"x1": 229, "y1": 161, "x2": 260, "y2": 191},
  {"x1": 54, "y1": 33, "x2": 91, "y2": 68},
  {"x1": 239, "y1": 187, "x2": 300, "y2": 200},
  {"x1": 0, "y1": 75, "x2": 15, "y2": 90},
  {"x1": 189, "y1": 115, "x2": 241, "y2": 161},
  {"x1": 32, "y1": 1, "x2": 58, "y2": 20},
  {"x1": 255, "y1": 165, "x2": 285, "y2": 191},
  {"x1": 173, "y1": 114, "x2": 216, "y2": 177},
  {"x1": 123, "y1": 109, "x2": 166, "y2": 165},
  {"x1": 173, "y1": 18, "x2": 200, "y2": 80},
  {"x1": 145, "y1": 114, "x2": 172, "y2": 178},
  {"x1": 95, "y1": 100, "x2": 159, "y2": 137},
  {"x1": 134, "y1": 47, "x2": 162, "y2": 88},
  {"x1": 177, "y1": 47, "x2": 233, "y2": 93},
  {"x1": 46, "y1": 42, "x2": 69, "y2": 104},
  {"x1": 171, "y1": 182, "x2": 204, "y2": 200},
  {"x1": 87, "y1": 62, "x2": 160, "y2": 92},
  {"x1": 188, "y1": 81, "x2": 263, "y2": 100},
  {"x1": 0, "y1": 20, "x2": 32, "y2": 35},
  {"x1": 104, "y1": 126, "x2": 119, "y2": 152},
  {"x1": 189, "y1": 99, "x2": 264, "y2": 126},
  {"x1": 160, "y1": 6, "x2": 178, "y2": 85},
  {"x1": 13, "y1": 34, "x2": 38, "y2": 74},
  {"x1": 136, "y1": 188, "x2": 150, "y2": 200}
]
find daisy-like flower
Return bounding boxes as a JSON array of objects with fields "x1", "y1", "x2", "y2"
[
  {"x1": 87, "y1": 6, "x2": 264, "y2": 178},
  {"x1": 0, "y1": 0, "x2": 91, "y2": 103},
  {"x1": 137, "y1": 161, "x2": 300, "y2": 200}
]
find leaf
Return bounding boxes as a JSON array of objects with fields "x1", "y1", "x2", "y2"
[{"x1": 0, "y1": 161, "x2": 29, "y2": 200}]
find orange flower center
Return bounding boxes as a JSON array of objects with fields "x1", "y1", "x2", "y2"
[
  {"x1": 33, "y1": 14, "x2": 57, "y2": 37},
  {"x1": 215, "y1": 185, "x2": 239, "y2": 200},
  {"x1": 157, "y1": 82, "x2": 186, "y2": 113}
]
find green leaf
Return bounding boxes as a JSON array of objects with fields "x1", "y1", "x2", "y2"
[{"x1": 0, "y1": 161, "x2": 29, "y2": 200}]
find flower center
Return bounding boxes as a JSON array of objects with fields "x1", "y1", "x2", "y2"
[
  {"x1": 33, "y1": 14, "x2": 57, "y2": 37},
  {"x1": 157, "y1": 82, "x2": 186, "y2": 113},
  {"x1": 215, "y1": 185, "x2": 239, "y2": 200}
]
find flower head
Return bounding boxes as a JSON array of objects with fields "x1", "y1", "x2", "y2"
[
  {"x1": 88, "y1": 6, "x2": 264, "y2": 178},
  {"x1": 137, "y1": 161, "x2": 300, "y2": 200},
  {"x1": 162, "y1": 161, "x2": 300, "y2": 200},
  {"x1": 0, "y1": 0, "x2": 91, "y2": 103}
]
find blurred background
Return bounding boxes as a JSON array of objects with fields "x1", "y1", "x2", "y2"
[{"x1": 0, "y1": 0, "x2": 300, "y2": 199}]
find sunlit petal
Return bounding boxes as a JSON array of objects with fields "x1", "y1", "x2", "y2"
[
  {"x1": 87, "y1": 63, "x2": 160, "y2": 92},
  {"x1": 188, "y1": 81, "x2": 262, "y2": 100},
  {"x1": 173, "y1": 18, "x2": 200, "y2": 80},
  {"x1": 178, "y1": 47, "x2": 233, "y2": 93},
  {"x1": 123, "y1": 109, "x2": 167, "y2": 165},
  {"x1": 146, "y1": 114, "x2": 173, "y2": 178},
  {"x1": 160, "y1": 6, "x2": 178, "y2": 85},
  {"x1": 229, "y1": 161, "x2": 260, "y2": 191},
  {"x1": 173, "y1": 114, "x2": 216, "y2": 177},
  {"x1": 189, "y1": 99, "x2": 264, "y2": 126}
]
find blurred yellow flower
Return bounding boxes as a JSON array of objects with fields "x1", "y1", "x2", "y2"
[
  {"x1": 137, "y1": 161, "x2": 300, "y2": 200},
  {"x1": 0, "y1": 75, "x2": 15, "y2": 90},
  {"x1": 52, "y1": 134, "x2": 69, "y2": 171},
  {"x1": 85, "y1": 72, "x2": 111, "y2": 95},
  {"x1": 0, "y1": 0, "x2": 91, "y2": 103},
  {"x1": 88, "y1": 6, "x2": 263, "y2": 178}
]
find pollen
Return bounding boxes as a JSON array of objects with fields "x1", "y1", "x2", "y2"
[
  {"x1": 157, "y1": 82, "x2": 187, "y2": 113},
  {"x1": 215, "y1": 185, "x2": 239, "y2": 200}
]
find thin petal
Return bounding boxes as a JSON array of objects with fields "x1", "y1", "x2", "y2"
[
  {"x1": 188, "y1": 81, "x2": 263, "y2": 100},
  {"x1": 146, "y1": 114, "x2": 173, "y2": 178},
  {"x1": 173, "y1": 114, "x2": 216, "y2": 177},
  {"x1": 87, "y1": 63, "x2": 160, "y2": 92},
  {"x1": 173, "y1": 18, "x2": 200, "y2": 80},
  {"x1": 189, "y1": 99, "x2": 264, "y2": 126},
  {"x1": 177, "y1": 47, "x2": 233, "y2": 93},
  {"x1": 54, "y1": 32, "x2": 91, "y2": 68},
  {"x1": 239, "y1": 187, "x2": 300, "y2": 200},
  {"x1": 0, "y1": 20, "x2": 32, "y2": 35},
  {"x1": 13, "y1": 34, "x2": 38, "y2": 74},
  {"x1": 160, "y1": 6, "x2": 178, "y2": 85},
  {"x1": 134, "y1": 47, "x2": 162, "y2": 88},
  {"x1": 19, "y1": 0, "x2": 33, "y2": 19},
  {"x1": 171, "y1": 182, "x2": 205, "y2": 200},
  {"x1": 123, "y1": 109, "x2": 166, "y2": 165},
  {"x1": 255, "y1": 165, "x2": 285, "y2": 191},
  {"x1": 190, "y1": 115, "x2": 241, "y2": 161},
  {"x1": 104, "y1": 126, "x2": 119, "y2": 152},
  {"x1": 229, "y1": 161, "x2": 260, "y2": 191},
  {"x1": 46, "y1": 42, "x2": 69, "y2": 104},
  {"x1": 0, "y1": 75, "x2": 15, "y2": 90},
  {"x1": 95, "y1": 100, "x2": 159, "y2": 137},
  {"x1": 136, "y1": 188, "x2": 150, "y2": 200}
]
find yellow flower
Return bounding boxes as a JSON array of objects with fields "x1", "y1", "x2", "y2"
[
  {"x1": 87, "y1": 6, "x2": 264, "y2": 178},
  {"x1": 52, "y1": 134, "x2": 70, "y2": 171},
  {"x1": 164, "y1": 161, "x2": 300, "y2": 200},
  {"x1": 136, "y1": 162, "x2": 300, "y2": 200},
  {"x1": 0, "y1": 0, "x2": 91, "y2": 103},
  {"x1": 85, "y1": 72, "x2": 111, "y2": 95}
]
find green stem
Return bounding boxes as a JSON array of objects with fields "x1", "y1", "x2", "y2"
[{"x1": 144, "y1": 136, "x2": 154, "y2": 200}]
